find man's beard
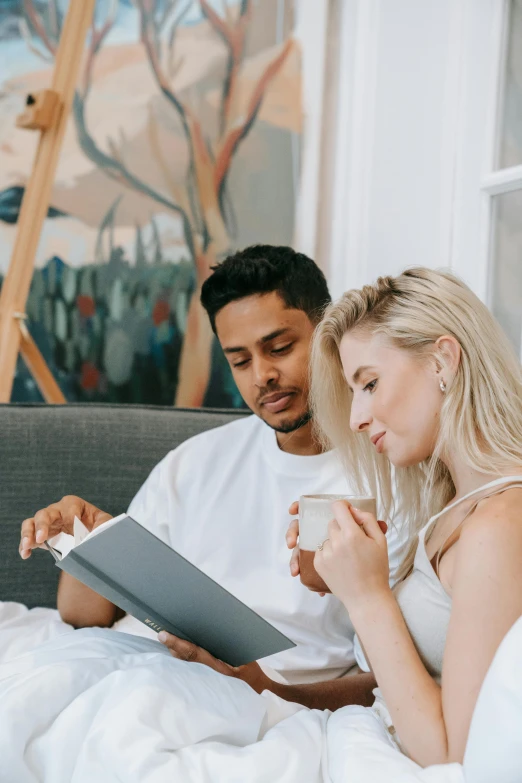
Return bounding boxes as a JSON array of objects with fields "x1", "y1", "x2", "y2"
[{"x1": 267, "y1": 409, "x2": 312, "y2": 434}]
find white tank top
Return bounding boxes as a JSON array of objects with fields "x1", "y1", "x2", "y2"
[{"x1": 393, "y1": 476, "x2": 522, "y2": 683}]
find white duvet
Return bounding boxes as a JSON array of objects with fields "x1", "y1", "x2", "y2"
[{"x1": 0, "y1": 602, "x2": 466, "y2": 783}]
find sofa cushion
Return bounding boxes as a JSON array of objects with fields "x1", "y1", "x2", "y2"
[{"x1": 0, "y1": 404, "x2": 246, "y2": 609}]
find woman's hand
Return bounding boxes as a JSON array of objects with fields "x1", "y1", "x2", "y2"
[
  {"x1": 158, "y1": 632, "x2": 272, "y2": 694},
  {"x1": 19, "y1": 496, "x2": 112, "y2": 559},
  {"x1": 314, "y1": 500, "x2": 391, "y2": 609}
]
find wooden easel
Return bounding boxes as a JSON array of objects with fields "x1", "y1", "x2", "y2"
[{"x1": 0, "y1": 0, "x2": 96, "y2": 403}]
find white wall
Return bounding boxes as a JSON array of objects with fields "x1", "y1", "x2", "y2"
[{"x1": 318, "y1": 0, "x2": 504, "y2": 300}]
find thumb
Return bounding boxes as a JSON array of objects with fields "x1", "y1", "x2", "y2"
[{"x1": 349, "y1": 506, "x2": 384, "y2": 539}]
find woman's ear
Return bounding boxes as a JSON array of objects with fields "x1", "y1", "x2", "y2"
[{"x1": 434, "y1": 335, "x2": 461, "y2": 384}]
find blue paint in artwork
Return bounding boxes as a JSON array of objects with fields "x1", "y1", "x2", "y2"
[{"x1": 0, "y1": 186, "x2": 68, "y2": 224}]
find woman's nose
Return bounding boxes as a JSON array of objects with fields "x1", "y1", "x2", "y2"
[{"x1": 350, "y1": 396, "x2": 371, "y2": 433}]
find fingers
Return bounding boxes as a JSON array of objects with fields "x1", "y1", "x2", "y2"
[
  {"x1": 286, "y1": 518, "x2": 299, "y2": 549},
  {"x1": 288, "y1": 500, "x2": 299, "y2": 516},
  {"x1": 290, "y1": 544, "x2": 300, "y2": 576},
  {"x1": 330, "y1": 500, "x2": 385, "y2": 541},
  {"x1": 159, "y1": 633, "x2": 200, "y2": 661},
  {"x1": 331, "y1": 499, "x2": 358, "y2": 530},
  {"x1": 286, "y1": 516, "x2": 300, "y2": 575},
  {"x1": 20, "y1": 508, "x2": 61, "y2": 555},
  {"x1": 20, "y1": 495, "x2": 86, "y2": 559},
  {"x1": 19, "y1": 518, "x2": 36, "y2": 559},
  {"x1": 32, "y1": 505, "x2": 64, "y2": 547},
  {"x1": 158, "y1": 632, "x2": 232, "y2": 676},
  {"x1": 348, "y1": 505, "x2": 386, "y2": 540},
  {"x1": 327, "y1": 516, "x2": 341, "y2": 538}
]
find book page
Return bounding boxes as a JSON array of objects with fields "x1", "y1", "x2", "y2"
[
  {"x1": 47, "y1": 514, "x2": 126, "y2": 559},
  {"x1": 79, "y1": 514, "x2": 126, "y2": 544}
]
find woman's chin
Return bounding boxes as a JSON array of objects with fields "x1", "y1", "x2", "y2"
[{"x1": 389, "y1": 448, "x2": 432, "y2": 469}]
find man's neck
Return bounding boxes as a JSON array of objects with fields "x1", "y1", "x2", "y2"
[{"x1": 275, "y1": 420, "x2": 323, "y2": 456}]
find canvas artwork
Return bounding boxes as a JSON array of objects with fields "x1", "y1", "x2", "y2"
[{"x1": 0, "y1": 0, "x2": 300, "y2": 406}]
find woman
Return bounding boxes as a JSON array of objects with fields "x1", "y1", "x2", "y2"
[{"x1": 309, "y1": 266, "x2": 522, "y2": 766}]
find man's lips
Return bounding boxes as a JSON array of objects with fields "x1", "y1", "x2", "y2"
[
  {"x1": 260, "y1": 391, "x2": 294, "y2": 413},
  {"x1": 371, "y1": 431, "x2": 386, "y2": 453}
]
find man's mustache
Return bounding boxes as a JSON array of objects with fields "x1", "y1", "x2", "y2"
[{"x1": 256, "y1": 387, "x2": 300, "y2": 406}]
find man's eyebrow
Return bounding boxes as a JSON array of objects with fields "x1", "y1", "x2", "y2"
[
  {"x1": 223, "y1": 345, "x2": 245, "y2": 354},
  {"x1": 223, "y1": 328, "x2": 292, "y2": 354},
  {"x1": 260, "y1": 327, "x2": 292, "y2": 344}
]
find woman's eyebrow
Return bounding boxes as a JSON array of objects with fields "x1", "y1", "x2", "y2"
[{"x1": 351, "y1": 365, "x2": 374, "y2": 384}]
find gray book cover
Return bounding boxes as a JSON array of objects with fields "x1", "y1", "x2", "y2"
[{"x1": 47, "y1": 516, "x2": 296, "y2": 667}]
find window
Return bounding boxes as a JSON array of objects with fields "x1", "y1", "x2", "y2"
[{"x1": 483, "y1": 0, "x2": 522, "y2": 358}]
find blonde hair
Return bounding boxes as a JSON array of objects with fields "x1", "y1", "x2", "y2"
[{"x1": 311, "y1": 267, "x2": 522, "y2": 580}]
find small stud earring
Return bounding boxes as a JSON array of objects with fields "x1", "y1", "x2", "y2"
[{"x1": 439, "y1": 379, "x2": 446, "y2": 393}]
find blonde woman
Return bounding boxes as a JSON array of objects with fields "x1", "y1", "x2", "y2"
[{"x1": 308, "y1": 266, "x2": 522, "y2": 767}]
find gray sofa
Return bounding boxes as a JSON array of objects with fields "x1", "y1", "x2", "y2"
[{"x1": 0, "y1": 403, "x2": 246, "y2": 609}]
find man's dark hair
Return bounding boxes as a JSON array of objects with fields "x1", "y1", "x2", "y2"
[{"x1": 200, "y1": 244, "x2": 331, "y2": 334}]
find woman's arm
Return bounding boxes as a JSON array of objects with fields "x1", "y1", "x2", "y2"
[
  {"x1": 439, "y1": 492, "x2": 522, "y2": 761},
  {"x1": 349, "y1": 492, "x2": 522, "y2": 766},
  {"x1": 350, "y1": 592, "x2": 446, "y2": 764}
]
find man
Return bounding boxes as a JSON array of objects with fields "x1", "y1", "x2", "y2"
[{"x1": 20, "y1": 245, "x2": 402, "y2": 710}]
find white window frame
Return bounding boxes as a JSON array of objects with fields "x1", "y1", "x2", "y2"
[
  {"x1": 449, "y1": 0, "x2": 522, "y2": 362},
  {"x1": 424, "y1": 0, "x2": 522, "y2": 310}
]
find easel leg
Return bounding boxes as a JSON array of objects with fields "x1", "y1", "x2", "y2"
[
  {"x1": 0, "y1": 0, "x2": 95, "y2": 403},
  {"x1": 19, "y1": 327, "x2": 66, "y2": 404}
]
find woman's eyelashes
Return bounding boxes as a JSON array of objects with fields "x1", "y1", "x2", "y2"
[{"x1": 363, "y1": 379, "x2": 378, "y2": 393}]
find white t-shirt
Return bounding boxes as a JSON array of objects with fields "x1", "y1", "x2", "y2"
[{"x1": 121, "y1": 415, "x2": 404, "y2": 684}]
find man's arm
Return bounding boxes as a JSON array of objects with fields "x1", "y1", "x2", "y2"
[
  {"x1": 267, "y1": 671, "x2": 377, "y2": 710},
  {"x1": 57, "y1": 573, "x2": 120, "y2": 628},
  {"x1": 158, "y1": 631, "x2": 377, "y2": 711}
]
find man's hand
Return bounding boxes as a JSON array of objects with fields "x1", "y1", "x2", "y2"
[
  {"x1": 286, "y1": 500, "x2": 328, "y2": 596},
  {"x1": 158, "y1": 632, "x2": 271, "y2": 694},
  {"x1": 286, "y1": 500, "x2": 300, "y2": 576},
  {"x1": 158, "y1": 631, "x2": 378, "y2": 711},
  {"x1": 20, "y1": 495, "x2": 112, "y2": 559}
]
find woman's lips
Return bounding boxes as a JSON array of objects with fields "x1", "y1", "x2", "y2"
[
  {"x1": 262, "y1": 393, "x2": 294, "y2": 413},
  {"x1": 374, "y1": 433, "x2": 386, "y2": 453}
]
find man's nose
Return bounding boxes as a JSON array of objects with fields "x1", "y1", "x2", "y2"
[{"x1": 252, "y1": 355, "x2": 278, "y2": 387}]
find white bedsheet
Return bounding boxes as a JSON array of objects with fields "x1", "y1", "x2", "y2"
[{"x1": 0, "y1": 602, "x2": 465, "y2": 783}]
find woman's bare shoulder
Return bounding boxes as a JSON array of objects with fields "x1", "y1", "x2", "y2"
[{"x1": 460, "y1": 486, "x2": 522, "y2": 547}]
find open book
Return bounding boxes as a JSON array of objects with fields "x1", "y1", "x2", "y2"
[{"x1": 45, "y1": 515, "x2": 295, "y2": 667}]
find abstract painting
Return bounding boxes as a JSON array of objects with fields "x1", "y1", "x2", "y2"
[{"x1": 0, "y1": 0, "x2": 301, "y2": 406}]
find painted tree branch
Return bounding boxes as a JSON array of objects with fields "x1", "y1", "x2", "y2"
[
  {"x1": 73, "y1": 93, "x2": 196, "y2": 262},
  {"x1": 213, "y1": 38, "x2": 294, "y2": 201},
  {"x1": 80, "y1": 0, "x2": 119, "y2": 98},
  {"x1": 136, "y1": 0, "x2": 206, "y2": 240},
  {"x1": 22, "y1": 0, "x2": 57, "y2": 56},
  {"x1": 18, "y1": 17, "x2": 53, "y2": 63},
  {"x1": 199, "y1": 0, "x2": 251, "y2": 135}
]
